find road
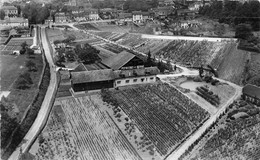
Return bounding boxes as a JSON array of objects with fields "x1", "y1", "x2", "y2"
[{"x1": 8, "y1": 27, "x2": 58, "y2": 160}]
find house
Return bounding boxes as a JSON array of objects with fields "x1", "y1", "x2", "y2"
[
  {"x1": 242, "y1": 84, "x2": 260, "y2": 106},
  {"x1": 2, "y1": 6, "x2": 18, "y2": 17},
  {"x1": 71, "y1": 69, "x2": 115, "y2": 92},
  {"x1": 132, "y1": 11, "x2": 143, "y2": 23},
  {"x1": 0, "y1": 17, "x2": 28, "y2": 27},
  {"x1": 86, "y1": 9, "x2": 100, "y2": 20},
  {"x1": 54, "y1": 12, "x2": 68, "y2": 23},
  {"x1": 188, "y1": 2, "x2": 204, "y2": 11},
  {"x1": 114, "y1": 67, "x2": 159, "y2": 87},
  {"x1": 101, "y1": 51, "x2": 144, "y2": 70},
  {"x1": 152, "y1": 6, "x2": 174, "y2": 19},
  {"x1": 118, "y1": 12, "x2": 132, "y2": 21}
]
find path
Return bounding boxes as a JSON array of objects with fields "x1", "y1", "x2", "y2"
[{"x1": 8, "y1": 27, "x2": 58, "y2": 160}]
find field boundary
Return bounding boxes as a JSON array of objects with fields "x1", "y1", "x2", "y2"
[{"x1": 142, "y1": 34, "x2": 237, "y2": 42}]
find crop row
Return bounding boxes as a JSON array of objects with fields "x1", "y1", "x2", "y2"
[
  {"x1": 60, "y1": 97, "x2": 142, "y2": 160},
  {"x1": 111, "y1": 83, "x2": 209, "y2": 156}
]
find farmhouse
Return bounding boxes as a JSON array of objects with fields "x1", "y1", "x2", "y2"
[
  {"x1": 242, "y1": 84, "x2": 260, "y2": 106},
  {"x1": 71, "y1": 69, "x2": 115, "y2": 92},
  {"x1": 101, "y1": 51, "x2": 144, "y2": 70},
  {"x1": 114, "y1": 67, "x2": 159, "y2": 87}
]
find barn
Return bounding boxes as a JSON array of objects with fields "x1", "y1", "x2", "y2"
[
  {"x1": 71, "y1": 69, "x2": 115, "y2": 92},
  {"x1": 101, "y1": 50, "x2": 144, "y2": 70}
]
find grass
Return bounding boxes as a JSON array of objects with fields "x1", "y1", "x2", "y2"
[{"x1": 1, "y1": 54, "x2": 43, "y2": 122}]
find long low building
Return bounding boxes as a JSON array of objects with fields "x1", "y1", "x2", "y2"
[{"x1": 70, "y1": 67, "x2": 160, "y2": 92}]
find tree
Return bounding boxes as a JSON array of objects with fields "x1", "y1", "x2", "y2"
[
  {"x1": 26, "y1": 60, "x2": 37, "y2": 72},
  {"x1": 167, "y1": 60, "x2": 173, "y2": 72},
  {"x1": 0, "y1": 101, "x2": 18, "y2": 149},
  {"x1": 75, "y1": 43, "x2": 101, "y2": 64},
  {"x1": 21, "y1": 41, "x2": 28, "y2": 49},
  {"x1": 146, "y1": 50, "x2": 152, "y2": 67},
  {"x1": 26, "y1": 48, "x2": 35, "y2": 58},
  {"x1": 235, "y1": 23, "x2": 253, "y2": 40},
  {"x1": 0, "y1": 9, "x2": 5, "y2": 20}
]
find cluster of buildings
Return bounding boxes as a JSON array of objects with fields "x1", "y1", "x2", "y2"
[
  {"x1": 0, "y1": 5, "x2": 28, "y2": 28},
  {"x1": 66, "y1": 50, "x2": 160, "y2": 92}
]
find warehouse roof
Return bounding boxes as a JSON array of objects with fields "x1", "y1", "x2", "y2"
[{"x1": 71, "y1": 69, "x2": 115, "y2": 84}]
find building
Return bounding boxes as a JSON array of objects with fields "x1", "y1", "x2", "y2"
[
  {"x1": 118, "y1": 12, "x2": 132, "y2": 21},
  {"x1": 101, "y1": 51, "x2": 144, "y2": 70},
  {"x1": 114, "y1": 67, "x2": 159, "y2": 87},
  {"x1": 86, "y1": 9, "x2": 100, "y2": 20},
  {"x1": 188, "y1": 2, "x2": 204, "y2": 11},
  {"x1": 152, "y1": 6, "x2": 174, "y2": 19},
  {"x1": 71, "y1": 69, "x2": 115, "y2": 92},
  {"x1": 54, "y1": 12, "x2": 68, "y2": 23},
  {"x1": 0, "y1": 17, "x2": 28, "y2": 27},
  {"x1": 2, "y1": 6, "x2": 18, "y2": 17},
  {"x1": 242, "y1": 84, "x2": 260, "y2": 106}
]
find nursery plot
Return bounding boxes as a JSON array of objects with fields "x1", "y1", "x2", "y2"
[{"x1": 110, "y1": 83, "x2": 209, "y2": 157}]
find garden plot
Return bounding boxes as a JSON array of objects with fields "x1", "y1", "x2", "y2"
[
  {"x1": 107, "y1": 83, "x2": 209, "y2": 157},
  {"x1": 162, "y1": 76, "x2": 236, "y2": 115},
  {"x1": 31, "y1": 96, "x2": 142, "y2": 160}
]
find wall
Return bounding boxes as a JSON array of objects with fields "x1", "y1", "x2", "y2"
[
  {"x1": 142, "y1": 34, "x2": 237, "y2": 42},
  {"x1": 114, "y1": 75, "x2": 156, "y2": 87}
]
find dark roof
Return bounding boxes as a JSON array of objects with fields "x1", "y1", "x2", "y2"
[
  {"x1": 114, "y1": 67, "x2": 160, "y2": 79},
  {"x1": 102, "y1": 51, "x2": 136, "y2": 70},
  {"x1": 242, "y1": 84, "x2": 260, "y2": 99},
  {"x1": 72, "y1": 63, "x2": 88, "y2": 72},
  {"x1": 118, "y1": 12, "x2": 132, "y2": 19},
  {"x1": 71, "y1": 69, "x2": 115, "y2": 84}
]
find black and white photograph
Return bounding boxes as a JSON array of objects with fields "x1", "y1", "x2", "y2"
[{"x1": 0, "y1": 0, "x2": 260, "y2": 160}]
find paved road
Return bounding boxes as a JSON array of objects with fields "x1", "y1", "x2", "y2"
[{"x1": 8, "y1": 27, "x2": 57, "y2": 160}]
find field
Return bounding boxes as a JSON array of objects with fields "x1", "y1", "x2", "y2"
[
  {"x1": 0, "y1": 53, "x2": 43, "y2": 122},
  {"x1": 30, "y1": 96, "x2": 143, "y2": 160},
  {"x1": 183, "y1": 100, "x2": 260, "y2": 160},
  {"x1": 30, "y1": 83, "x2": 209, "y2": 160},
  {"x1": 0, "y1": 38, "x2": 33, "y2": 54},
  {"x1": 109, "y1": 83, "x2": 209, "y2": 157}
]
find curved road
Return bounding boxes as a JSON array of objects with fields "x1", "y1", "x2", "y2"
[{"x1": 8, "y1": 27, "x2": 57, "y2": 160}]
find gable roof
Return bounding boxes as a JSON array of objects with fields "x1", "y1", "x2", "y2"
[
  {"x1": 72, "y1": 63, "x2": 88, "y2": 72},
  {"x1": 243, "y1": 84, "x2": 260, "y2": 100},
  {"x1": 71, "y1": 69, "x2": 115, "y2": 84},
  {"x1": 101, "y1": 51, "x2": 136, "y2": 70}
]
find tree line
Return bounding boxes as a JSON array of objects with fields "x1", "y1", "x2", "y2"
[{"x1": 199, "y1": 0, "x2": 260, "y2": 31}]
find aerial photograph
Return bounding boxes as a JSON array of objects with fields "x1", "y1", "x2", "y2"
[{"x1": 0, "y1": 0, "x2": 259, "y2": 160}]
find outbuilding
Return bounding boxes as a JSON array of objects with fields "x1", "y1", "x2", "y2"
[{"x1": 242, "y1": 84, "x2": 260, "y2": 106}]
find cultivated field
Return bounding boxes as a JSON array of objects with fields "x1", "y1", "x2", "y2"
[
  {"x1": 30, "y1": 96, "x2": 143, "y2": 160},
  {"x1": 109, "y1": 83, "x2": 209, "y2": 157},
  {"x1": 183, "y1": 100, "x2": 260, "y2": 160}
]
